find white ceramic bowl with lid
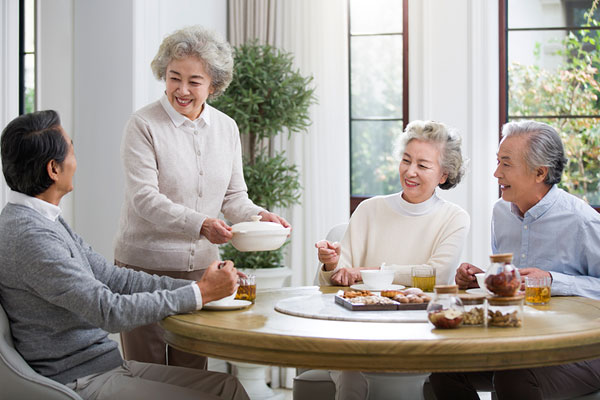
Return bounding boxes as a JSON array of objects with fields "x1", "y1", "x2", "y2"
[
  {"x1": 360, "y1": 269, "x2": 395, "y2": 289},
  {"x1": 230, "y1": 215, "x2": 290, "y2": 252}
]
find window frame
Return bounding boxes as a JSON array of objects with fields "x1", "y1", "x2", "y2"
[
  {"x1": 19, "y1": 0, "x2": 36, "y2": 115},
  {"x1": 348, "y1": 0, "x2": 409, "y2": 214},
  {"x1": 498, "y1": 0, "x2": 600, "y2": 212}
]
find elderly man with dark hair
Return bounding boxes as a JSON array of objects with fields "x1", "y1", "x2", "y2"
[
  {"x1": 430, "y1": 120, "x2": 600, "y2": 400},
  {"x1": 0, "y1": 110, "x2": 249, "y2": 400}
]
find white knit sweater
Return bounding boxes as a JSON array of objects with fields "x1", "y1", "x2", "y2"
[{"x1": 318, "y1": 193, "x2": 470, "y2": 286}]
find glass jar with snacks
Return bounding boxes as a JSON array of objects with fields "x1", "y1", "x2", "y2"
[
  {"x1": 487, "y1": 295, "x2": 524, "y2": 328},
  {"x1": 458, "y1": 294, "x2": 487, "y2": 326},
  {"x1": 426, "y1": 285, "x2": 464, "y2": 329},
  {"x1": 483, "y1": 253, "x2": 520, "y2": 297}
]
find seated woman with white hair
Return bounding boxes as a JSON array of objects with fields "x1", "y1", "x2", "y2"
[{"x1": 314, "y1": 120, "x2": 471, "y2": 400}]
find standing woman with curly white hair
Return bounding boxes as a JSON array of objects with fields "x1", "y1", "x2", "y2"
[{"x1": 114, "y1": 26, "x2": 289, "y2": 369}]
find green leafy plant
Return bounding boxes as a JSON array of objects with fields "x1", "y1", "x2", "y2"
[
  {"x1": 508, "y1": 12, "x2": 600, "y2": 205},
  {"x1": 210, "y1": 41, "x2": 317, "y2": 268}
]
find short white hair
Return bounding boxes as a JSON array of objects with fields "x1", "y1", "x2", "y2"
[
  {"x1": 393, "y1": 120, "x2": 465, "y2": 189},
  {"x1": 151, "y1": 26, "x2": 233, "y2": 98}
]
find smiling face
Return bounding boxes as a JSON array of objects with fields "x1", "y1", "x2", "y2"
[
  {"x1": 494, "y1": 135, "x2": 548, "y2": 214},
  {"x1": 165, "y1": 56, "x2": 214, "y2": 120},
  {"x1": 399, "y1": 139, "x2": 448, "y2": 204}
]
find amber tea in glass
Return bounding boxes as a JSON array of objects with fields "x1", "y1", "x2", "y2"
[
  {"x1": 525, "y1": 276, "x2": 551, "y2": 305},
  {"x1": 235, "y1": 275, "x2": 256, "y2": 302},
  {"x1": 411, "y1": 266, "x2": 435, "y2": 292}
]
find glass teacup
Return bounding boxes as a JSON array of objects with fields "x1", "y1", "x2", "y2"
[{"x1": 235, "y1": 274, "x2": 256, "y2": 302}]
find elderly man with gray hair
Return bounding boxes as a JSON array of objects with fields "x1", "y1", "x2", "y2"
[{"x1": 431, "y1": 120, "x2": 600, "y2": 399}]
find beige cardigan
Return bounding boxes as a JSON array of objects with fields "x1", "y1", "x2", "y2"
[{"x1": 114, "y1": 97, "x2": 263, "y2": 271}]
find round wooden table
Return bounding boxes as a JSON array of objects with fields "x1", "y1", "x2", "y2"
[{"x1": 160, "y1": 286, "x2": 600, "y2": 372}]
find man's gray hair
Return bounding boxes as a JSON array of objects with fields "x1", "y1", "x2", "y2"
[
  {"x1": 501, "y1": 120, "x2": 567, "y2": 185},
  {"x1": 393, "y1": 120, "x2": 465, "y2": 190},
  {"x1": 151, "y1": 26, "x2": 233, "y2": 98}
]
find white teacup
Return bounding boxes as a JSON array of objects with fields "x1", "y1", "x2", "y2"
[
  {"x1": 475, "y1": 273, "x2": 486, "y2": 290},
  {"x1": 361, "y1": 270, "x2": 394, "y2": 289}
]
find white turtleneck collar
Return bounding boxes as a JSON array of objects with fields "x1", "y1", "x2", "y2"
[{"x1": 384, "y1": 191, "x2": 443, "y2": 216}]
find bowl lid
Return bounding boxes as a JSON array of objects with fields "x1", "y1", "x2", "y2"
[{"x1": 231, "y1": 215, "x2": 288, "y2": 234}]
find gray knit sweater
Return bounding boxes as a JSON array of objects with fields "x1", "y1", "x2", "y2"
[{"x1": 0, "y1": 203, "x2": 197, "y2": 384}]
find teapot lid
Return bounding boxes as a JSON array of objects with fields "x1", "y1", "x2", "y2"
[{"x1": 231, "y1": 215, "x2": 288, "y2": 233}]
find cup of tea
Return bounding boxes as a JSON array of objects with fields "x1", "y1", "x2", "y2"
[
  {"x1": 235, "y1": 274, "x2": 256, "y2": 302},
  {"x1": 524, "y1": 276, "x2": 551, "y2": 305},
  {"x1": 411, "y1": 265, "x2": 435, "y2": 292}
]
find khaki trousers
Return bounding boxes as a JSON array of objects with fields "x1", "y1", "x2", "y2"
[
  {"x1": 67, "y1": 360, "x2": 248, "y2": 400},
  {"x1": 115, "y1": 261, "x2": 208, "y2": 370}
]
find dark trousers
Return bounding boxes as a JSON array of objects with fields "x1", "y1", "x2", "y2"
[
  {"x1": 115, "y1": 261, "x2": 208, "y2": 370},
  {"x1": 429, "y1": 358, "x2": 600, "y2": 400}
]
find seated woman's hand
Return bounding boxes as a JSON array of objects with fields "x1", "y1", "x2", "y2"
[
  {"x1": 331, "y1": 267, "x2": 362, "y2": 286},
  {"x1": 259, "y1": 211, "x2": 290, "y2": 228},
  {"x1": 200, "y1": 218, "x2": 233, "y2": 244},
  {"x1": 315, "y1": 240, "x2": 341, "y2": 271}
]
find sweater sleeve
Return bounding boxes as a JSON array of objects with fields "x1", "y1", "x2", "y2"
[
  {"x1": 18, "y1": 226, "x2": 197, "y2": 333},
  {"x1": 121, "y1": 114, "x2": 207, "y2": 239}
]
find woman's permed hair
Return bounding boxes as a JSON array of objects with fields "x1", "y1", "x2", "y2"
[
  {"x1": 151, "y1": 26, "x2": 233, "y2": 98},
  {"x1": 501, "y1": 120, "x2": 567, "y2": 185},
  {"x1": 393, "y1": 120, "x2": 465, "y2": 190}
]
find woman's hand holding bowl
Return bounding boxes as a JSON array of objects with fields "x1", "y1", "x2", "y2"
[{"x1": 201, "y1": 218, "x2": 233, "y2": 244}]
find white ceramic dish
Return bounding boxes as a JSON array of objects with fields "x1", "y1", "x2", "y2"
[
  {"x1": 350, "y1": 283, "x2": 406, "y2": 292},
  {"x1": 230, "y1": 215, "x2": 290, "y2": 252},
  {"x1": 360, "y1": 270, "x2": 395, "y2": 289},
  {"x1": 203, "y1": 299, "x2": 252, "y2": 311},
  {"x1": 206, "y1": 291, "x2": 237, "y2": 306},
  {"x1": 475, "y1": 272, "x2": 486, "y2": 290}
]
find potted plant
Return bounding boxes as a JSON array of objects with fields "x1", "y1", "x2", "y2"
[{"x1": 211, "y1": 40, "x2": 317, "y2": 286}]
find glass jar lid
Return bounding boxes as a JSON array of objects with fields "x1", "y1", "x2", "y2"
[
  {"x1": 488, "y1": 295, "x2": 525, "y2": 306},
  {"x1": 433, "y1": 285, "x2": 459, "y2": 294},
  {"x1": 458, "y1": 294, "x2": 486, "y2": 305},
  {"x1": 489, "y1": 253, "x2": 513, "y2": 263}
]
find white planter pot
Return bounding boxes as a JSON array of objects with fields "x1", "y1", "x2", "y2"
[{"x1": 240, "y1": 266, "x2": 292, "y2": 289}]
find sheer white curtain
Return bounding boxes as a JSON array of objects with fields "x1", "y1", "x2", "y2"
[
  {"x1": 228, "y1": 0, "x2": 350, "y2": 287},
  {"x1": 228, "y1": 0, "x2": 349, "y2": 390}
]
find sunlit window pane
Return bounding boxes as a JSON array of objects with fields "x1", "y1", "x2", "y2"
[
  {"x1": 24, "y1": 0, "x2": 35, "y2": 53},
  {"x1": 350, "y1": 0, "x2": 402, "y2": 34},
  {"x1": 24, "y1": 54, "x2": 36, "y2": 114},
  {"x1": 351, "y1": 120, "x2": 403, "y2": 197},
  {"x1": 351, "y1": 35, "x2": 403, "y2": 118}
]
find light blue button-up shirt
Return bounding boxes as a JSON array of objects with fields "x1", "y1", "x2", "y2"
[{"x1": 492, "y1": 185, "x2": 600, "y2": 299}]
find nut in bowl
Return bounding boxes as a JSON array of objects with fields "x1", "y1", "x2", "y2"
[
  {"x1": 230, "y1": 215, "x2": 290, "y2": 252},
  {"x1": 360, "y1": 270, "x2": 395, "y2": 289}
]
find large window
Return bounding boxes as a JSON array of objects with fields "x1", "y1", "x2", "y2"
[
  {"x1": 349, "y1": 0, "x2": 408, "y2": 212},
  {"x1": 500, "y1": 0, "x2": 600, "y2": 207},
  {"x1": 20, "y1": 0, "x2": 36, "y2": 114}
]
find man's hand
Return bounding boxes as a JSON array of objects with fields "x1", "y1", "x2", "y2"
[
  {"x1": 197, "y1": 260, "x2": 238, "y2": 305},
  {"x1": 455, "y1": 262, "x2": 484, "y2": 289},
  {"x1": 331, "y1": 267, "x2": 362, "y2": 286},
  {"x1": 258, "y1": 211, "x2": 290, "y2": 228},
  {"x1": 200, "y1": 218, "x2": 233, "y2": 244},
  {"x1": 315, "y1": 240, "x2": 341, "y2": 271},
  {"x1": 519, "y1": 267, "x2": 552, "y2": 290}
]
